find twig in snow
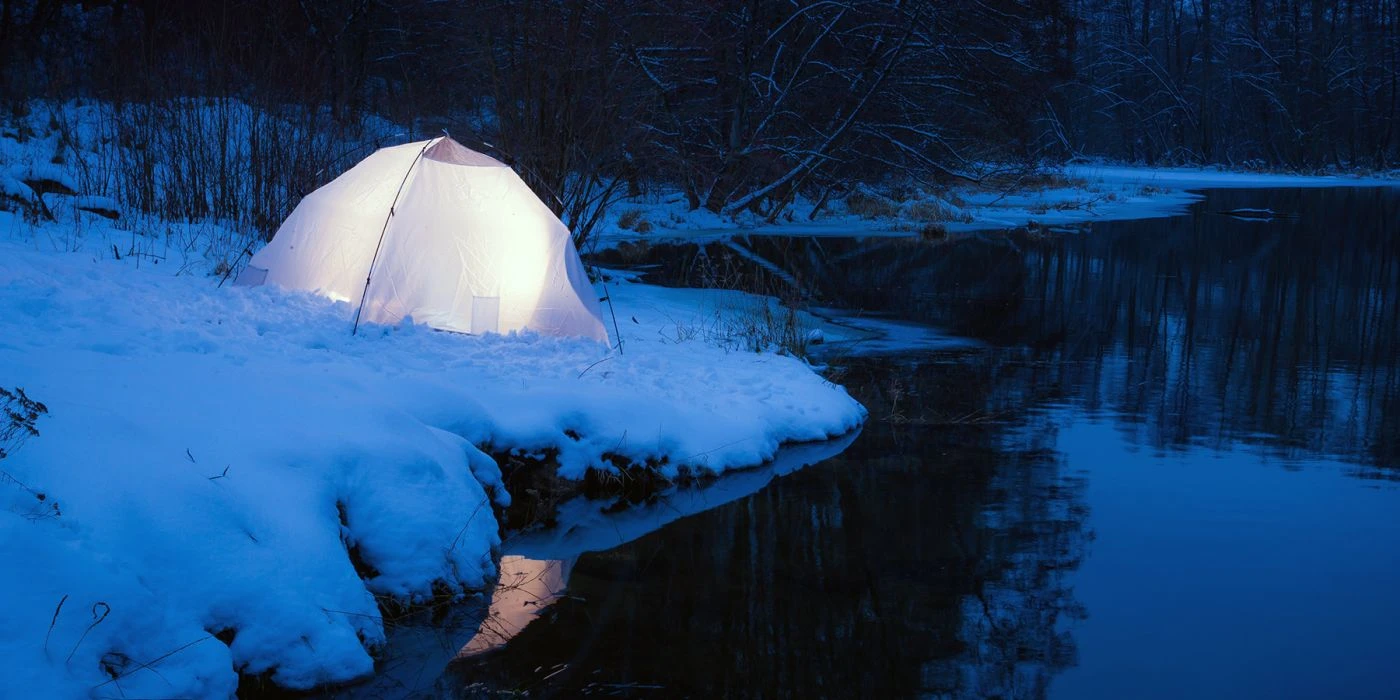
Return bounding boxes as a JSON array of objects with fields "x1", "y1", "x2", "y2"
[
  {"x1": 208, "y1": 465, "x2": 230, "y2": 481},
  {"x1": 92, "y1": 635, "x2": 213, "y2": 689},
  {"x1": 184, "y1": 448, "x2": 195, "y2": 463},
  {"x1": 589, "y1": 682, "x2": 666, "y2": 690},
  {"x1": 66, "y1": 602, "x2": 110, "y2": 665},
  {"x1": 44, "y1": 594, "x2": 68, "y2": 656},
  {"x1": 577, "y1": 355, "x2": 613, "y2": 378},
  {"x1": 679, "y1": 437, "x2": 755, "y2": 463},
  {"x1": 448, "y1": 497, "x2": 491, "y2": 553}
]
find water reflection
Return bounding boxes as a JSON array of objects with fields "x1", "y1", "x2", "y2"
[
  {"x1": 987, "y1": 188, "x2": 1400, "y2": 471},
  {"x1": 453, "y1": 435, "x2": 862, "y2": 662},
  {"x1": 459, "y1": 556, "x2": 572, "y2": 657},
  {"x1": 449, "y1": 356, "x2": 1091, "y2": 698},
  {"x1": 626, "y1": 187, "x2": 1400, "y2": 472}
]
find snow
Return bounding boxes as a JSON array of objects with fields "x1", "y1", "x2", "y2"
[
  {"x1": 588, "y1": 165, "x2": 1400, "y2": 250},
  {"x1": 1, "y1": 172, "x2": 35, "y2": 201},
  {"x1": 946, "y1": 164, "x2": 1400, "y2": 232},
  {"x1": 69, "y1": 195, "x2": 120, "y2": 217},
  {"x1": 0, "y1": 240, "x2": 508, "y2": 693},
  {"x1": 0, "y1": 224, "x2": 862, "y2": 693},
  {"x1": 12, "y1": 162, "x2": 78, "y2": 192},
  {"x1": 1064, "y1": 163, "x2": 1400, "y2": 189}
]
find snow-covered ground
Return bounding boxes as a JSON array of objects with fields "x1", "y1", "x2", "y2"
[{"x1": 0, "y1": 213, "x2": 863, "y2": 696}]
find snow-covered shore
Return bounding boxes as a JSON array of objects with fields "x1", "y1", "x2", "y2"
[
  {"x1": 589, "y1": 164, "x2": 1400, "y2": 247},
  {"x1": 0, "y1": 104, "x2": 871, "y2": 696},
  {"x1": 0, "y1": 223, "x2": 864, "y2": 695}
]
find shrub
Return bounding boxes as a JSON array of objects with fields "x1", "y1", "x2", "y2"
[
  {"x1": 986, "y1": 169, "x2": 1086, "y2": 192},
  {"x1": 0, "y1": 387, "x2": 47, "y2": 461},
  {"x1": 905, "y1": 197, "x2": 973, "y2": 224},
  {"x1": 616, "y1": 209, "x2": 645, "y2": 230},
  {"x1": 709, "y1": 296, "x2": 814, "y2": 359},
  {"x1": 1, "y1": 387, "x2": 58, "y2": 520}
]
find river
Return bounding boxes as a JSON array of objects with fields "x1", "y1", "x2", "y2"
[{"x1": 342, "y1": 187, "x2": 1400, "y2": 699}]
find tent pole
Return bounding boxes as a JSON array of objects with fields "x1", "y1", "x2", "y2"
[
  {"x1": 598, "y1": 273, "x2": 624, "y2": 355},
  {"x1": 352, "y1": 139, "x2": 435, "y2": 336}
]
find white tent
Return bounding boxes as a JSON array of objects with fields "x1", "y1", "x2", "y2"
[{"x1": 238, "y1": 137, "x2": 609, "y2": 343}]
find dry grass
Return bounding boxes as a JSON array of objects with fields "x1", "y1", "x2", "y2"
[
  {"x1": 904, "y1": 198, "x2": 973, "y2": 224},
  {"x1": 844, "y1": 187, "x2": 900, "y2": 219},
  {"x1": 985, "y1": 169, "x2": 1087, "y2": 193},
  {"x1": 665, "y1": 298, "x2": 814, "y2": 360},
  {"x1": 616, "y1": 209, "x2": 652, "y2": 232}
]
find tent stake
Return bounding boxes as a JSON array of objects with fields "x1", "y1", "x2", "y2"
[{"x1": 352, "y1": 139, "x2": 434, "y2": 335}]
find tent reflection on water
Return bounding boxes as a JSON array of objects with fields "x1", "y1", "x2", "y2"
[{"x1": 457, "y1": 556, "x2": 572, "y2": 657}]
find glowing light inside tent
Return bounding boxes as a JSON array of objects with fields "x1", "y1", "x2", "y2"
[{"x1": 489, "y1": 197, "x2": 551, "y2": 334}]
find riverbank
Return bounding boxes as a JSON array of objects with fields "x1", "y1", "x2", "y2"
[
  {"x1": 0, "y1": 106, "x2": 872, "y2": 697},
  {"x1": 588, "y1": 164, "x2": 1400, "y2": 249},
  {"x1": 0, "y1": 221, "x2": 864, "y2": 696}
]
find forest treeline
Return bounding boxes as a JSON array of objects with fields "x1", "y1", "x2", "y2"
[
  {"x1": 1069, "y1": 0, "x2": 1400, "y2": 169},
  {"x1": 1, "y1": 0, "x2": 1396, "y2": 240}
]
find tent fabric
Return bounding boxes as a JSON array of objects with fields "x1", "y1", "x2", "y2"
[{"x1": 238, "y1": 137, "x2": 609, "y2": 343}]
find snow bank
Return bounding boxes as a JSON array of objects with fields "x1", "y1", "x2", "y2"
[
  {"x1": 1064, "y1": 163, "x2": 1400, "y2": 189},
  {"x1": 12, "y1": 162, "x2": 78, "y2": 193},
  {"x1": 588, "y1": 166, "x2": 1400, "y2": 250},
  {"x1": 507, "y1": 429, "x2": 861, "y2": 561},
  {"x1": 911, "y1": 164, "x2": 1396, "y2": 232},
  {"x1": 0, "y1": 244, "x2": 505, "y2": 695},
  {"x1": 0, "y1": 224, "x2": 862, "y2": 695},
  {"x1": 0, "y1": 172, "x2": 36, "y2": 201}
]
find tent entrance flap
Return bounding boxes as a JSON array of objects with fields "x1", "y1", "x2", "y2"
[{"x1": 471, "y1": 296, "x2": 500, "y2": 335}]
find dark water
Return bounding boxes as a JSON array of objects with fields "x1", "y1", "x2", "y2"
[{"x1": 398, "y1": 188, "x2": 1400, "y2": 699}]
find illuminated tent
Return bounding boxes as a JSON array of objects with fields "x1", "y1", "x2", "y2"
[{"x1": 237, "y1": 137, "x2": 609, "y2": 342}]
